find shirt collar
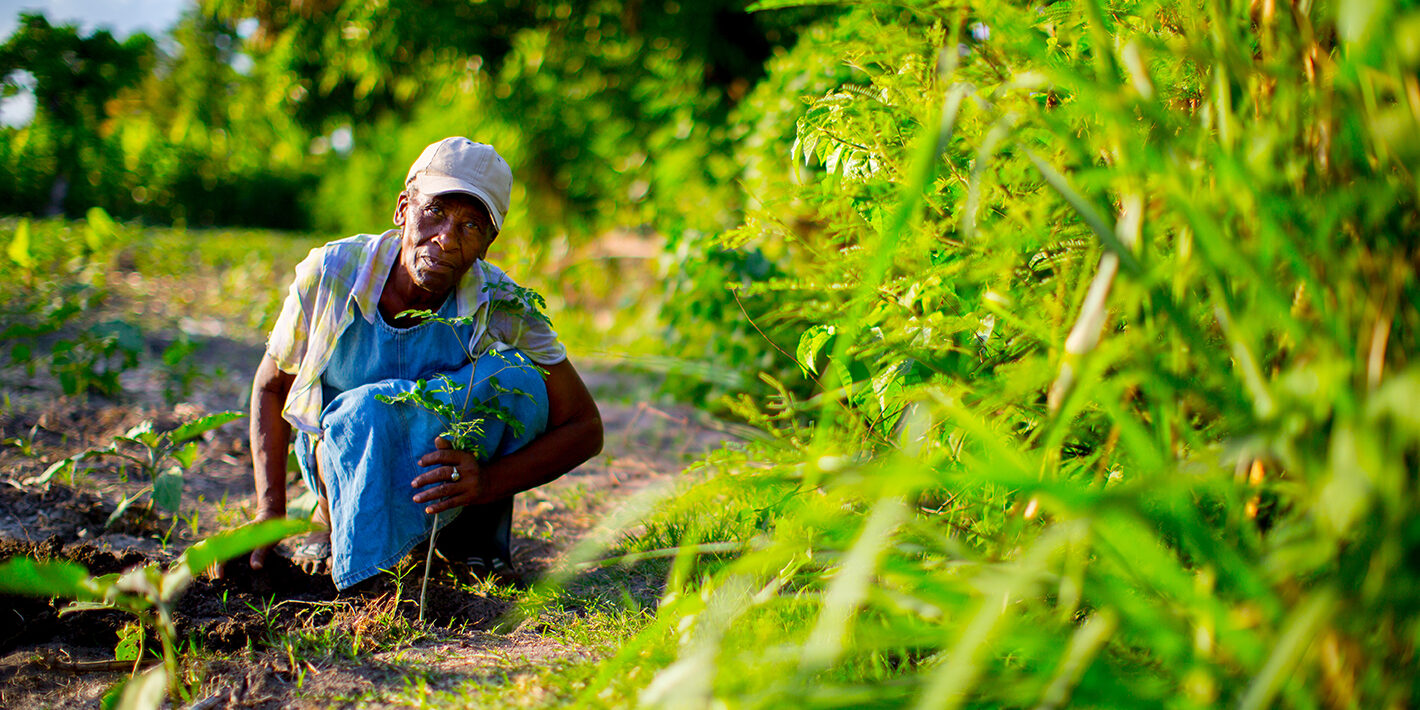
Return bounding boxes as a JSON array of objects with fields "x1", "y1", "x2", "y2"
[{"x1": 352, "y1": 230, "x2": 491, "y2": 323}]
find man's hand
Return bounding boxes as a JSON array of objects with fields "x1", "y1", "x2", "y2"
[
  {"x1": 249, "y1": 507, "x2": 285, "y2": 571},
  {"x1": 412, "y1": 436, "x2": 485, "y2": 514}
]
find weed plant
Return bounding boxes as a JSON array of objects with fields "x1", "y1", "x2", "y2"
[{"x1": 597, "y1": 0, "x2": 1420, "y2": 708}]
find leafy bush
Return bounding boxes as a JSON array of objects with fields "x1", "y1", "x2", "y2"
[{"x1": 594, "y1": 0, "x2": 1420, "y2": 707}]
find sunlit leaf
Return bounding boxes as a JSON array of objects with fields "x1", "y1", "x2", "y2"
[
  {"x1": 7, "y1": 219, "x2": 33, "y2": 270},
  {"x1": 171, "y1": 517, "x2": 315, "y2": 592},
  {"x1": 168, "y1": 411, "x2": 244, "y2": 444},
  {"x1": 0, "y1": 557, "x2": 97, "y2": 599}
]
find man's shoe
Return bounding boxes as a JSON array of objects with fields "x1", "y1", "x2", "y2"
[{"x1": 460, "y1": 555, "x2": 527, "y2": 590}]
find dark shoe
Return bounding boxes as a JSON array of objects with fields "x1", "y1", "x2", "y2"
[{"x1": 459, "y1": 555, "x2": 526, "y2": 590}]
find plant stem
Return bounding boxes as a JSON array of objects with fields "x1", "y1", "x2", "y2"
[
  {"x1": 419, "y1": 512, "x2": 439, "y2": 624},
  {"x1": 157, "y1": 608, "x2": 180, "y2": 699}
]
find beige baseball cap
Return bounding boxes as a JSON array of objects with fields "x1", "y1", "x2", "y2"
[{"x1": 405, "y1": 137, "x2": 512, "y2": 232}]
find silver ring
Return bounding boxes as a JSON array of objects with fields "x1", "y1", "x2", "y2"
[{"x1": 450, "y1": 467, "x2": 461, "y2": 482}]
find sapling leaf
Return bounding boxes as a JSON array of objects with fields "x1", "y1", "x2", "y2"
[
  {"x1": 168, "y1": 411, "x2": 244, "y2": 444},
  {"x1": 171, "y1": 442, "x2": 198, "y2": 470},
  {"x1": 121, "y1": 422, "x2": 162, "y2": 450},
  {"x1": 108, "y1": 663, "x2": 168, "y2": 710},
  {"x1": 0, "y1": 557, "x2": 100, "y2": 599},
  {"x1": 172, "y1": 517, "x2": 315, "y2": 587},
  {"x1": 114, "y1": 621, "x2": 143, "y2": 662},
  {"x1": 152, "y1": 468, "x2": 183, "y2": 514},
  {"x1": 114, "y1": 565, "x2": 161, "y2": 599},
  {"x1": 395, "y1": 309, "x2": 438, "y2": 323},
  {"x1": 64, "y1": 600, "x2": 123, "y2": 614}
]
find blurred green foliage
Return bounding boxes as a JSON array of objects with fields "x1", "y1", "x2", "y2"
[
  {"x1": 574, "y1": 0, "x2": 1420, "y2": 708},
  {"x1": 0, "y1": 212, "x2": 317, "y2": 404}
]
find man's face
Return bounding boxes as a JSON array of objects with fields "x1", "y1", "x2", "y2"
[{"x1": 393, "y1": 189, "x2": 496, "y2": 295}]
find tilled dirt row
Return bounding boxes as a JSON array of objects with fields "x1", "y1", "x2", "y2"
[{"x1": 0, "y1": 361, "x2": 732, "y2": 708}]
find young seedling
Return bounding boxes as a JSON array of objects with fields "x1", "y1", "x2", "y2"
[
  {"x1": 28, "y1": 411, "x2": 245, "y2": 527},
  {"x1": 0, "y1": 518, "x2": 314, "y2": 706}
]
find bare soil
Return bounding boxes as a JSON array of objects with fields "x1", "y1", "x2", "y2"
[{"x1": 0, "y1": 354, "x2": 733, "y2": 708}]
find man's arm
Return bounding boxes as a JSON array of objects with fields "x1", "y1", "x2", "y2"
[
  {"x1": 249, "y1": 353, "x2": 296, "y2": 569},
  {"x1": 412, "y1": 357, "x2": 603, "y2": 512}
]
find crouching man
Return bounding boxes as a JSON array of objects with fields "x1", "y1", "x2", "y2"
[{"x1": 245, "y1": 137, "x2": 602, "y2": 588}]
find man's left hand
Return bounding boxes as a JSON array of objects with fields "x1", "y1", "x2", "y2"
[{"x1": 412, "y1": 436, "x2": 485, "y2": 514}]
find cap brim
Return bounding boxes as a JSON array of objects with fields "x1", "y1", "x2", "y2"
[{"x1": 410, "y1": 174, "x2": 504, "y2": 231}]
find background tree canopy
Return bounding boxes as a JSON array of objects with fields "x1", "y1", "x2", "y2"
[{"x1": 0, "y1": 0, "x2": 829, "y2": 233}]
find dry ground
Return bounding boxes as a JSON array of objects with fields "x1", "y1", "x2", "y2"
[{"x1": 0, "y1": 344, "x2": 733, "y2": 708}]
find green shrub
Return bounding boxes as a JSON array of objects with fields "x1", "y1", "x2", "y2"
[{"x1": 599, "y1": 0, "x2": 1420, "y2": 707}]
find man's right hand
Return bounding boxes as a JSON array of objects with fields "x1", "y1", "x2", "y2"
[{"x1": 249, "y1": 508, "x2": 285, "y2": 571}]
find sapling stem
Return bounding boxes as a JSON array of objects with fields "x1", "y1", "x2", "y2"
[{"x1": 419, "y1": 511, "x2": 439, "y2": 624}]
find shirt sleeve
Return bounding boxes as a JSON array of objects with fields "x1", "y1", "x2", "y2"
[
  {"x1": 264, "y1": 248, "x2": 322, "y2": 374},
  {"x1": 484, "y1": 277, "x2": 568, "y2": 366}
]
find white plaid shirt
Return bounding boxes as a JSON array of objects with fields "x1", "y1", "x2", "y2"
[{"x1": 266, "y1": 230, "x2": 566, "y2": 436}]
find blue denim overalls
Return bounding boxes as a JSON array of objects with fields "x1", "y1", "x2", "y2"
[{"x1": 295, "y1": 293, "x2": 548, "y2": 589}]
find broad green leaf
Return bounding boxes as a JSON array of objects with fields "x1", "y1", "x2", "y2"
[
  {"x1": 173, "y1": 518, "x2": 315, "y2": 585},
  {"x1": 168, "y1": 411, "x2": 244, "y2": 444},
  {"x1": 114, "y1": 622, "x2": 143, "y2": 662},
  {"x1": 62, "y1": 600, "x2": 122, "y2": 614},
  {"x1": 121, "y1": 422, "x2": 161, "y2": 450},
  {"x1": 114, "y1": 565, "x2": 160, "y2": 598},
  {"x1": 171, "y1": 441, "x2": 199, "y2": 470},
  {"x1": 152, "y1": 469, "x2": 183, "y2": 514},
  {"x1": 109, "y1": 664, "x2": 168, "y2": 710},
  {"x1": 796, "y1": 325, "x2": 835, "y2": 377},
  {"x1": 0, "y1": 557, "x2": 98, "y2": 599}
]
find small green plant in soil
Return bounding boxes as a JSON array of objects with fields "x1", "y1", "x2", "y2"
[
  {"x1": 32, "y1": 411, "x2": 245, "y2": 526},
  {"x1": 49, "y1": 320, "x2": 145, "y2": 397},
  {"x1": 0, "y1": 518, "x2": 314, "y2": 706},
  {"x1": 158, "y1": 332, "x2": 210, "y2": 404},
  {"x1": 2, "y1": 212, "x2": 150, "y2": 398}
]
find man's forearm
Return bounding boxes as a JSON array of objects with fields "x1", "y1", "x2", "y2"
[{"x1": 250, "y1": 357, "x2": 296, "y2": 517}]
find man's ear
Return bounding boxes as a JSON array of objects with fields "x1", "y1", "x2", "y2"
[{"x1": 393, "y1": 191, "x2": 410, "y2": 226}]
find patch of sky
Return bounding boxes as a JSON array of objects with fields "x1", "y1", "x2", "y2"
[{"x1": 0, "y1": 0, "x2": 196, "y2": 126}]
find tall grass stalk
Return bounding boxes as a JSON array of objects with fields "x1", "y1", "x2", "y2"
[{"x1": 592, "y1": 0, "x2": 1420, "y2": 708}]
